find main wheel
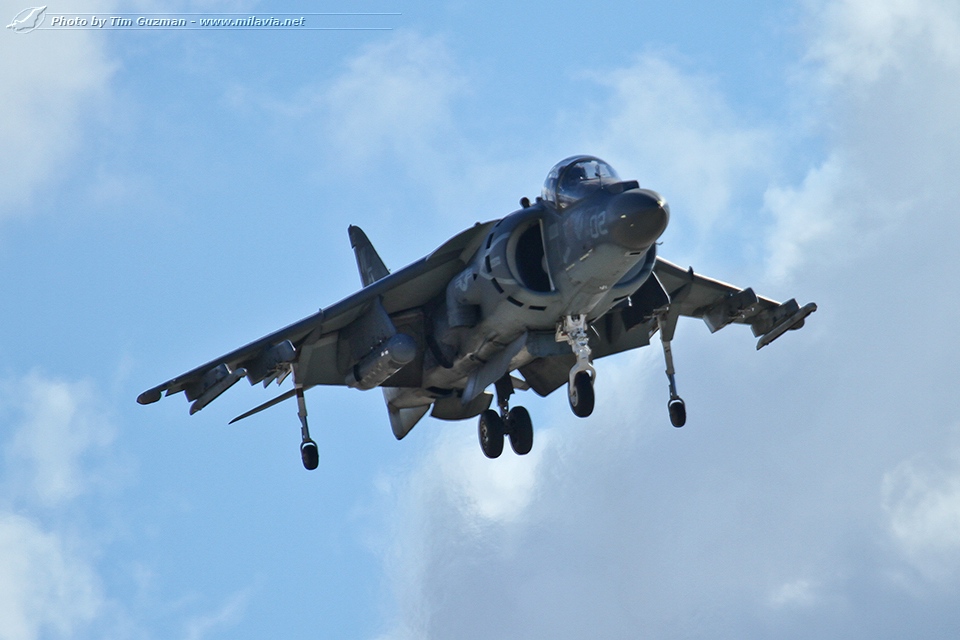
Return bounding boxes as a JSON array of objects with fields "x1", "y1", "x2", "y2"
[
  {"x1": 478, "y1": 409, "x2": 505, "y2": 458},
  {"x1": 507, "y1": 406, "x2": 533, "y2": 455},
  {"x1": 569, "y1": 371, "x2": 595, "y2": 418},
  {"x1": 300, "y1": 439, "x2": 319, "y2": 470},
  {"x1": 668, "y1": 398, "x2": 686, "y2": 428}
]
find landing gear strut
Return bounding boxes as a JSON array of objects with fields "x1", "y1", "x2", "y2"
[
  {"x1": 294, "y1": 369, "x2": 319, "y2": 470},
  {"x1": 557, "y1": 315, "x2": 596, "y2": 418},
  {"x1": 657, "y1": 310, "x2": 686, "y2": 428},
  {"x1": 477, "y1": 375, "x2": 534, "y2": 458}
]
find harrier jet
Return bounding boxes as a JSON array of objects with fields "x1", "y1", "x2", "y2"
[{"x1": 138, "y1": 156, "x2": 816, "y2": 470}]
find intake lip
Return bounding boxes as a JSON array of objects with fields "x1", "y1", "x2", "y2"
[{"x1": 606, "y1": 188, "x2": 669, "y2": 250}]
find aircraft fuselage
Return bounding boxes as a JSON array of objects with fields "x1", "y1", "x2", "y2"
[{"x1": 419, "y1": 180, "x2": 669, "y2": 401}]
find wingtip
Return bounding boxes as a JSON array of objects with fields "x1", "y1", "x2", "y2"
[
  {"x1": 137, "y1": 389, "x2": 163, "y2": 405},
  {"x1": 755, "y1": 301, "x2": 818, "y2": 350}
]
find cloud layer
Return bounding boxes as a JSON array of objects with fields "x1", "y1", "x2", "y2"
[
  {"x1": 376, "y1": 1, "x2": 960, "y2": 637},
  {"x1": 0, "y1": 0, "x2": 116, "y2": 216},
  {"x1": 0, "y1": 374, "x2": 112, "y2": 639}
]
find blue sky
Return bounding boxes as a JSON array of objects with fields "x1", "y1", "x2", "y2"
[{"x1": 3, "y1": 0, "x2": 960, "y2": 638}]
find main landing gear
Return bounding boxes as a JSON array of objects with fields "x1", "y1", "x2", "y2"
[
  {"x1": 557, "y1": 315, "x2": 596, "y2": 418},
  {"x1": 478, "y1": 374, "x2": 534, "y2": 458}
]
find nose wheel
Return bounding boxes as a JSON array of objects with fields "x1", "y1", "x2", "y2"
[
  {"x1": 557, "y1": 315, "x2": 597, "y2": 418},
  {"x1": 569, "y1": 371, "x2": 595, "y2": 418}
]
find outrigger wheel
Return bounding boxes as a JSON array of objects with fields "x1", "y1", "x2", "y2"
[
  {"x1": 668, "y1": 398, "x2": 686, "y2": 428},
  {"x1": 300, "y1": 439, "x2": 319, "y2": 470},
  {"x1": 657, "y1": 309, "x2": 687, "y2": 429}
]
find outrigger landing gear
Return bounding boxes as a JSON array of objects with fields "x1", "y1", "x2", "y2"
[
  {"x1": 294, "y1": 371, "x2": 319, "y2": 470},
  {"x1": 478, "y1": 375, "x2": 534, "y2": 458},
  {"x1": 657, "y1": 310, "x2": 686, "y2": 428},
  {"x1": 557, "y1": 314, "x2": 596, "y2": 418}
]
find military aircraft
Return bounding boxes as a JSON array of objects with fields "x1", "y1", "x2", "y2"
[{"x1": 138, "y1": 155, "x2": 816, "y2": 470}]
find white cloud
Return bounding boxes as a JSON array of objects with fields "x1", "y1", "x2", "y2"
[
  {"x1": 182, "y1": 590, "x2": 250, "y2": 640},
  {"x1": 322, "y1": 31, "x2": 466, "y2": 165},
  {"x1": 883, "y1": 448, "x2": 960, "y2": 582},
  {"x1": 0, "y1": 514, "x2": 103, "y2": 640},
  {"x1": 762, "y1": 0, "x2": 960, "y2": 283},
  {"x1": 760, "y1": 152, "x2": 904, "y2": 283},
  {"x1": 762, "y1": 157, "x2": 842, "y2": 282},
  {"x1": 381, "y1": 428, "x2": 556, "y2": 637},
  {"x1": 0, "y1": 373, "x2": 121, "y2": 638},
  {"x1": 379, "y1": 1, "x2": 960, "y2": 637},
  {"x1": 767, "y1": 578, "x2": 820, "y2": 609},
  {"x1": 222, "y1": 29, "x2": 494, "y2": 235},
  {"x1": 4, "y1": 373, "x2": 117, "y2": 507},
  {"x1": 806, "y1": 0, "x2": 960, "y2": 88},
  {"x1": 426, "y1": 430, "x2": 547, "y2": 523},
  {"x1": 579, "y1": 54, "x2": 774, "y2": 244},
  {"x1": 0, "y1": 0, "x2": 116, "y2": 216}
]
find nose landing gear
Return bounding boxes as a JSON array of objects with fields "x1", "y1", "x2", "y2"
[{"x1": 557, "y1": 315, "x2": 596, "y2": 418}]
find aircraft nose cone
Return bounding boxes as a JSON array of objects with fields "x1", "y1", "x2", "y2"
[{"x1": 606, "y1": 189, "x2": 669, "y2": 250}]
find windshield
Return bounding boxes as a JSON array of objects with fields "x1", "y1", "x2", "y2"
[{"x1": 542, "y1": 156, "x2": 620, "y2": 209}]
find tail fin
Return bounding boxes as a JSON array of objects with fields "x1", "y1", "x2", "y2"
[{"x1": 348, "y1": 225, "x2": 390, "y2": 287}]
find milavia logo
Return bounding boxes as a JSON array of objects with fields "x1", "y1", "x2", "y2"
[{"x1": 6, "y1": 5, "x2": 46, "y2": 33}]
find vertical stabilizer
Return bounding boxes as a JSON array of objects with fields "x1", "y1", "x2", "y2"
[{"x1": 348, "y1": 225, "x2": 390, "y2": 287}]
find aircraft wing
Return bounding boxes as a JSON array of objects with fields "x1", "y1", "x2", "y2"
[
  {"x1": 519, "y1": 257, "x2": 816, "y2": 397},
  {"x1": 651, "y1": 257, "x2": 817, "y2": 346},
  {"x1": 137, "y1": 221, "x2": 496, "y2": 415}
]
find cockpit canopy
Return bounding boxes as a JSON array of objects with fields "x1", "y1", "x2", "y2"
[{"x1": 541, "y1": 155, "x2": 621, "y2": 209}]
